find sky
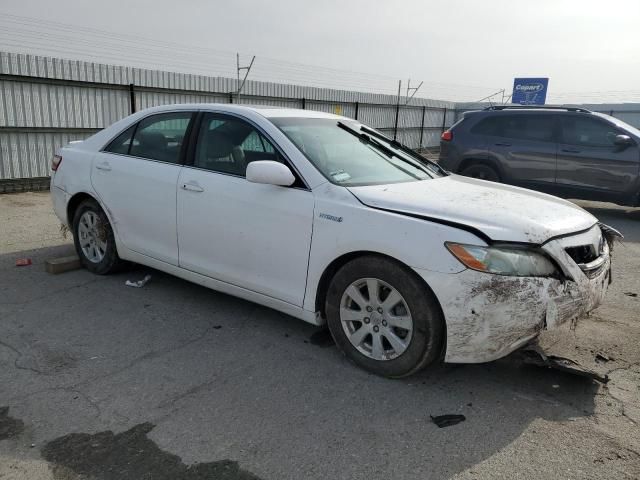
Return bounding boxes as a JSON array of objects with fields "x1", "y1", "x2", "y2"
[{"x1": 1, "y1": 0, "x2": 639, "y2": 103}]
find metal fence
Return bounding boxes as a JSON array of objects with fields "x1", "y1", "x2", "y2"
[{"x1": 0, "y1": 51, "x2": 457, "y2": 181}]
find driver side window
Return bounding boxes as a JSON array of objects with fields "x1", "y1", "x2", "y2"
[{"x1": 194, "y1": 114, "x2": 280, "y2": 177}]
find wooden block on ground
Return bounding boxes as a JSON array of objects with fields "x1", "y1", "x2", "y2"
[{"x1": 45, "y1": 255, "x2": 82, "y2": 274}]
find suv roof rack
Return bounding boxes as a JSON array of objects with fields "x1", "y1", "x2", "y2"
[{"x1": 484, "y1": 105, "x2": 592, "y2": 113}]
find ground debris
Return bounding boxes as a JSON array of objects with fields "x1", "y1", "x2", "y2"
[
  {"x1": 15, "y1": 258, "x2": 32, "y2": 267},
  {"x1": 517, "y1": 344, "x2": 609, "y2": 384},
  {"x1": 623, "y1": 292, "x2": 638, "y2": 298},
  {"x1": 595, "y1": 352, "x2": 612, "y2": 363},
  {"x1": 125, "y1": 274, "x2": 152, "y2": 288},
  {"x1": 431, "y1": 414, "x2": 466, "y2": 428}
]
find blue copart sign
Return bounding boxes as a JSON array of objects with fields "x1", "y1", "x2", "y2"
[{"x1": 512, "y1": 78, "x2": 549, "y2": 105}]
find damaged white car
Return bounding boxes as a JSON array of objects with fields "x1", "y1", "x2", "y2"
[{"x1": 50, "y1": 104, "x2": 620, "y2": 377}]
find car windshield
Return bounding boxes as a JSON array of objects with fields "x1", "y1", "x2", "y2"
[{"x1": 271, "y1": 117, "x2": 442, "y2": 186}]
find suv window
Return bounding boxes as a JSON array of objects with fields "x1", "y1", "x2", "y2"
[
  {"x1": 561, "y1": 116, "x2": 619, "y2": 147},
  {"x1": 194, "y1": 114, "x2": 281, "y2": 176},
  {"x1": 472, "y1": 114, "x2": 555, "y2": 142},
  {"x1": 128, "y1": 112, "x2": 192, "y2": 163}
]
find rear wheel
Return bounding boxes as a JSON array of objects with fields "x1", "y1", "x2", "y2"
[
  {"x1": 72, "y1": 199, "x2": 123, "y2": 274},
  {"x1": 460, "y1": 163, "x2": 500, "y2": 182},
  {"x1": 325, "y1": 256, "x2": 444, "y2": 378}
]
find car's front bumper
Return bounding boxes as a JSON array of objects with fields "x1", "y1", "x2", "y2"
[{"x1": 415, "y1": 227, "x2": 611, "y2": 363}]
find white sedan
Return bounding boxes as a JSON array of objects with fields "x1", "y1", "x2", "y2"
[{"x1": 51, "y1": 104, "x2": 616, "y2": 377}]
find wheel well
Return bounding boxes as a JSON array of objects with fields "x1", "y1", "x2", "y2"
[
  {"x1": 457, "y1": 158, "x2": 502, "y2": 179},
  {"x1": 315, "y1": 251, "x2": 448, "y2": 361},
  {"x1": 66, "y1": 192, "x2": 97, "y2": 226},
  {"x1": 314, "y1": 251, "x2": 438, "y2": 316}
]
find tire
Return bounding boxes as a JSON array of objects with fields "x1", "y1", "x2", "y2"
[
  {"x1": 325, "y1": 256, "x2": 444, "y2": 378},
  {"x1": 72, "y1": 198, "x2": 123, "y2": 275},
  {"x1": 460, "y1": 163, "x2": 500, "y2": 182}
]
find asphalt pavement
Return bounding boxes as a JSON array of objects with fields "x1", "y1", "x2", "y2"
[{"x1": 1, "y1": 192, "x2": 639, "y2": 479}]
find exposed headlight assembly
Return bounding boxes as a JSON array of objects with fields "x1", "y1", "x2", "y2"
[{"x1": 445, "y1": 242, "x2": 559, "y2": 277}]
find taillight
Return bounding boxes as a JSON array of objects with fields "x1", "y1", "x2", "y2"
[
  {"x1": 441, "y1": 130, "x2": 453, "y2": 141},
  {"x1": 51, "y1": 155, "x2": 62, "y2": 171}
]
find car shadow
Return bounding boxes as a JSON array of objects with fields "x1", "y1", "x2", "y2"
[{"x1": 0, "y1": 245, "x2": 602, "y2": 480}]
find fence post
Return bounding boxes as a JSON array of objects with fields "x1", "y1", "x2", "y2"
[
  {"x1": 419, "y1": 106, "x2": 426, "y2": 149},
  {"x1": 441, "y1": 107, "x2": 448, "y2": 133},
  {"x1": 393, "y1": 102, "x2": 400, "y2": 140},
  {"x1": 354, "y1": 101, "x2": 359, "y2": 120},
  {"x1": 229, "y1": 92, "x2": 234, "y2": 104},
  {"x1": 302, "y1": 97, "x2": 306, "y2": 109},
  {"x1": 129, "y1": 83, "x2": 136, "y2": 114}
]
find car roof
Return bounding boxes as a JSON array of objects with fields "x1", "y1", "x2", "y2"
[{"x1": 133, "y1": 103, "x2": 344, "y2": 120}]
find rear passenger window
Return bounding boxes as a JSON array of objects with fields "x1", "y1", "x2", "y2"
[
  {"x1": 104, "y1": 125, "x2": 136, "y2": 155},
  {"x1": 561, "y1": 117, "x2": 619, "y2": 147},
  {"x1": 473, "y1": 115, "x2": 554, "y2": 142},
  {"x1": 129, "y1": 113, "x2": 192, "y2": 163}
]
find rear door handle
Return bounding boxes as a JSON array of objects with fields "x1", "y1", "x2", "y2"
[
  {"x1": 95, "y1": 162, "x2": 112, "y2": 171},
  {"x1": 561, "y1": 148, "x2": 580, "y2": 153},
  {"x1": 494, "y1": 142, "x2": 512, "y2": 147},
  {"x1": 181, "y1": 181, "x2": 204, "y2": 193}
]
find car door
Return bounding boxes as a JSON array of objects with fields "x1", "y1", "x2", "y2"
[
  {"x1": 556, "y1": 114, "x2": 640, "y2": 193},
  {"x1": 176, "y1": 112, "x2": 314, "y2": 306},
  {"x1": 91, "y1": 111, "x2": 194, "y2": 265},
  {"x1": 484, "y1": 114, "x2": 557, "y2": 186}
]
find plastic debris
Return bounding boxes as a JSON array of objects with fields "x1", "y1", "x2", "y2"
[
  {"x1": 125, "y1": 274, "x2": 152, "y2": 288},
  {"x1": 518, "y1": 343, "x2": 609, "y2": 383},
  {"x1": 15, "y1": 258, "x2": 32, "y2": 267},
  {"x1": 431, "y1": 414, "x2": 466, "y2": 428},
  {"x1": 595, "y1": 352, "x2": 612, "y2": 363}
]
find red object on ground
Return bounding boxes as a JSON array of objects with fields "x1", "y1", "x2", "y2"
[{"x1": 15, "y1": 258, "x2": 32, "y2": 267}]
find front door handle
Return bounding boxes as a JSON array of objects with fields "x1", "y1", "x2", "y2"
[
  {"x1": 181, "y1": 181, "x2": 204, "y2": 193},
  {"x1": 561, "y1": 148, "x2": 580, "y2": 153},
  {"x1": 494, "y1": 142, "x2": 512, "y2": 147},
  {"x1": 95, "y1": 162, "x2": 112, "y2": 171}
]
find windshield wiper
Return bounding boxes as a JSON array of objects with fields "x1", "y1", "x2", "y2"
[
  {"x1": 360, "y1": 125, "x2": 448, "y2": 176},
  {"x1": 337, "y1": 122, "x2": 432, "y2": 178},
  {"x1": 337, "y1": 121, "x2": 426, "y2": 179}
]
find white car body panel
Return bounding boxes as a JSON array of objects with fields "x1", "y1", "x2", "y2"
[
  {"x1": 91, "y1": 150, "x2": 182, "y2": 265},
  {"x1": 50, "y1": 104, "x2": 613, "y2": 364},
  {"x1": 348, "y1": 175, "x2": 597, "y2": 244},
  {"x1": 177, "y1": 167, "x2": 314, "y2": 306}
]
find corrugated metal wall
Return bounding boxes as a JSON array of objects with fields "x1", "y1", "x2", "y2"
[{"x1": 0, "y1": 51, "x2": 454, "y2": 180}]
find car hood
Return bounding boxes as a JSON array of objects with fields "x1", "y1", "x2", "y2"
[{"x1": 347, "y1": 175, "x2": 597, "y2": 244}]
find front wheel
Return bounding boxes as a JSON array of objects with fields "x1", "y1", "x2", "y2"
[
  {"x1": 325, "y1": 256, "x2": 444, "y2": 378},
  {"x1": 72, "y1": 199, "x2": 123, "y2": 274}
]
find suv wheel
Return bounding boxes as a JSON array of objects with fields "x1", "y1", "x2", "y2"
[
  {"x1": 325, "y1": 256, "x2": 444, "y2": 378},
  {"x1": 460, "y1": 163, "x2": 500, "y2": 182}
]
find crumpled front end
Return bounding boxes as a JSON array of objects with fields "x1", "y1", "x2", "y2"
[{"x1": 416, "y1": 224, "x2": 612, "y2": 364}]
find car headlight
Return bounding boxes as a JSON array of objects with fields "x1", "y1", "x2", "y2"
[{"x1": 445, "y1": 242, "x2": 559, "y2": 277}]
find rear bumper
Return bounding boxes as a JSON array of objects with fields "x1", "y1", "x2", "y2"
[
  {"x1": 415, "y1": 231, "x2": 611, "y2": 363},
  {"x1": 51, "y1": 184, "x2": 69, "y2": 226}
]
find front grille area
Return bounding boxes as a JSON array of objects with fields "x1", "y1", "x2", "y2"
[{"x1": 565, "y1": 245, "x2": 598, "y2": 265}]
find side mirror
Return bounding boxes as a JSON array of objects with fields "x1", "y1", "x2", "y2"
[
  {"x1": 246, "y1": 160, "x2": 296, "y2": 187},
  {"x1": 614, "y1": 134, "x2": 633, "y2": 146}
]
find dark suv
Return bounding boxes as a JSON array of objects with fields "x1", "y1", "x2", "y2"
[{"x1": 439, "y1": 106, "x2": 640, "y2": 206}]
